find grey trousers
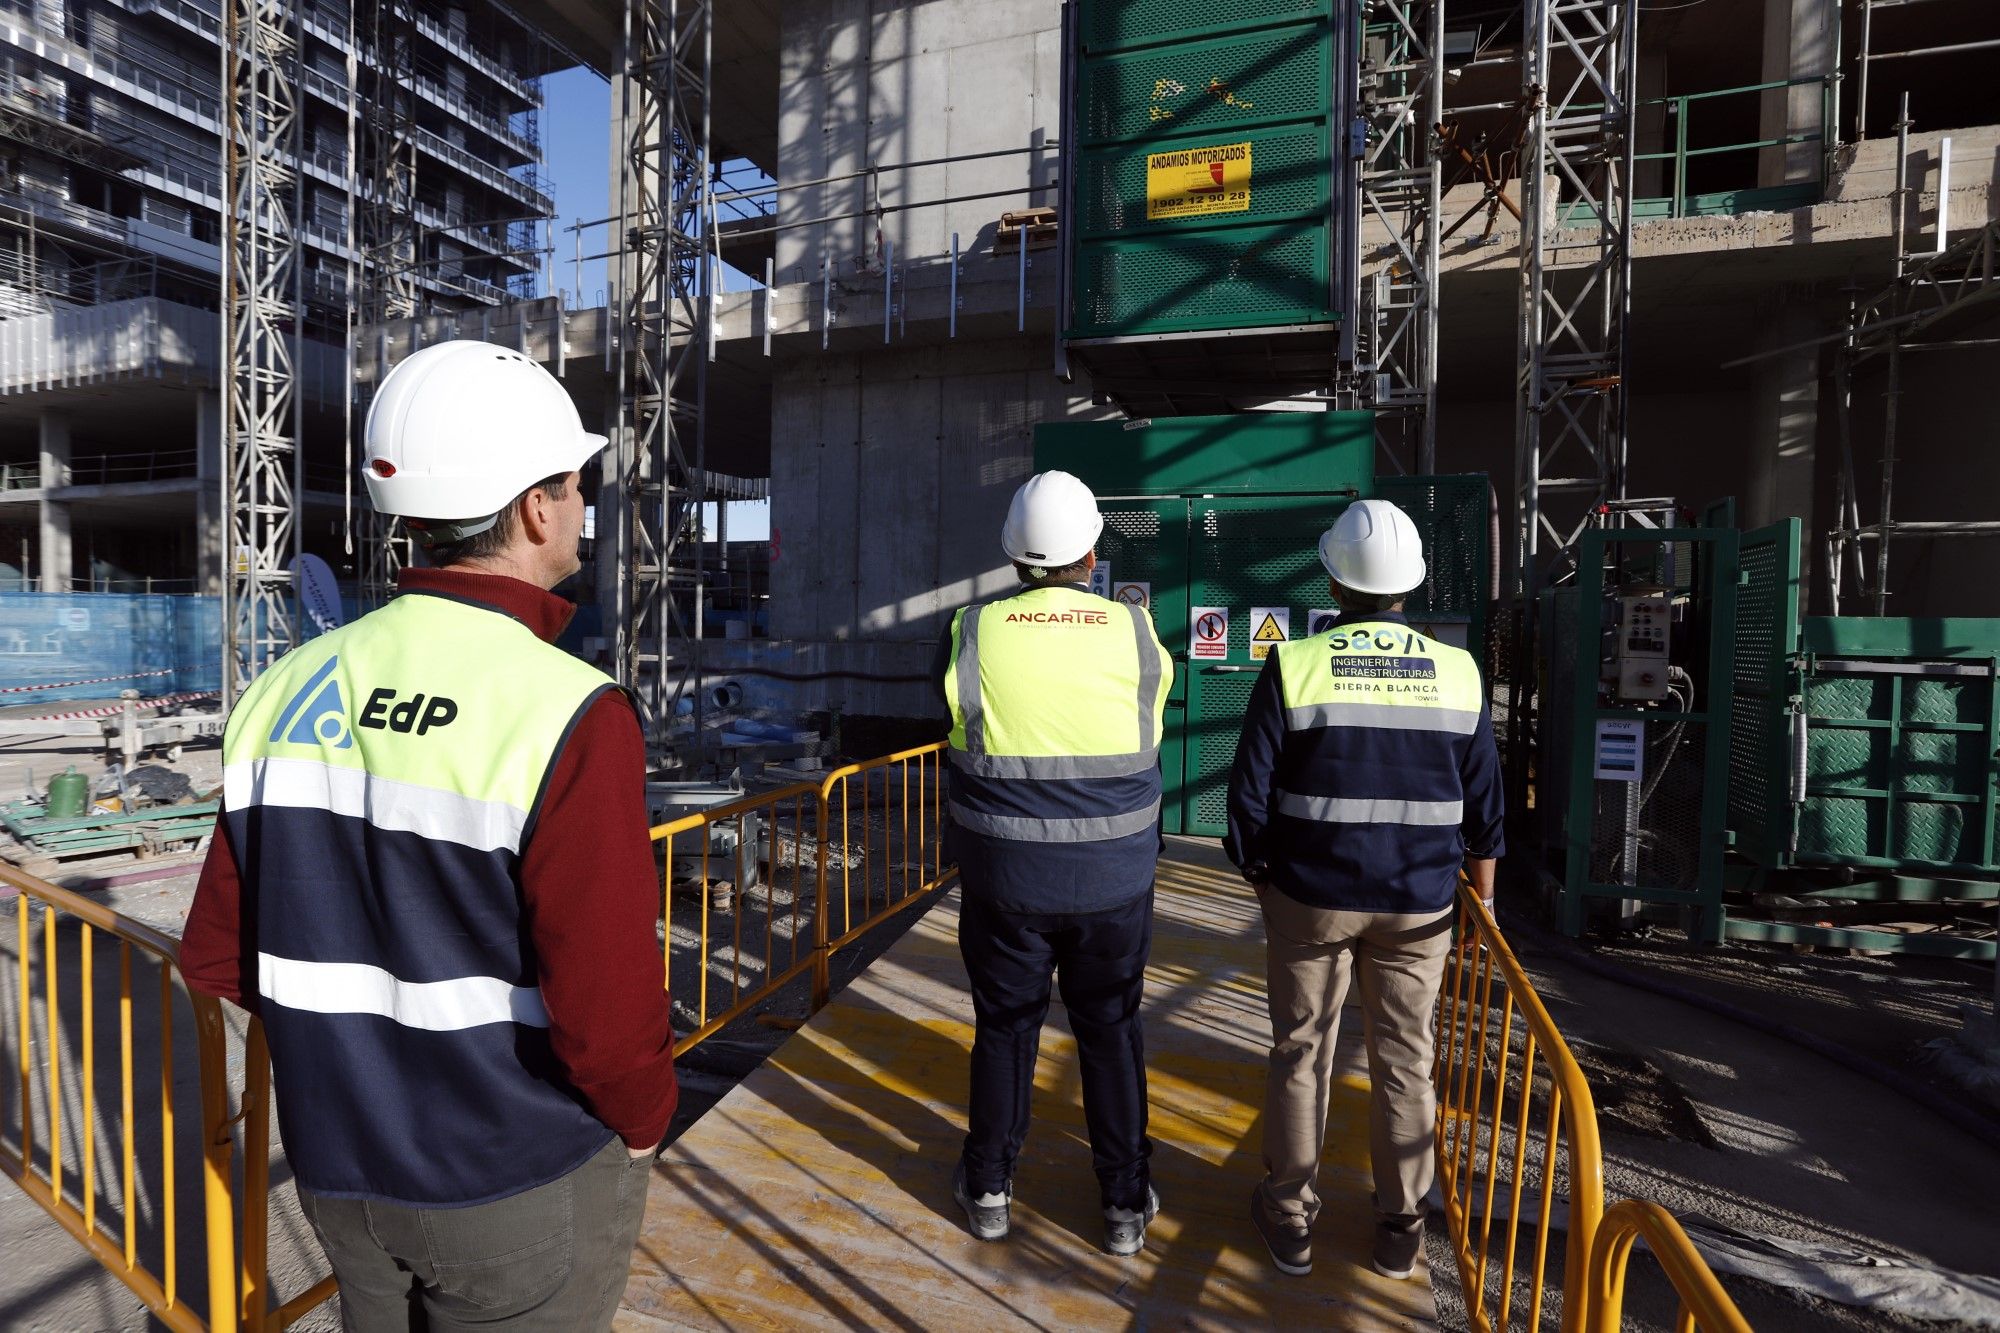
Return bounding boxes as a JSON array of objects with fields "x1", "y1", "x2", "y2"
[
  {"x1": 1255, "y1": 887, "x2": 1453, "y2": 1224},
  {"x1": 300, "y1": 1136, "x2": 653, "y2": 1332}
]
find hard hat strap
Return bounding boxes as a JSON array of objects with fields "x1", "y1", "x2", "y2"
[{"x1": 404, "y1": 511, "x2": 502, "y2": 549}]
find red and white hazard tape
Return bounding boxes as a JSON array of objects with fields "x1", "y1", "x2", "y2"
[
  {"x1": 20, "y1": 691, "x2": 220, "y2": 722},
  {"x1": 0, "y1": 669, "x2": 179, "y2": 695}
]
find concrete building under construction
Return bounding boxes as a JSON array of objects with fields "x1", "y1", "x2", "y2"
[
  {"x1": 0, "y1": 0, "x2": 560, "y2": 594},
  {"x1": 0, "y1": 0, "x2": 1993, "y2": 708},
  {"x1": 3, "y1": 3, "x2": 2000, "y2": 1331}
]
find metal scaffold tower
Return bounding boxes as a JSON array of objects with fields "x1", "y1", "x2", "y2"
[
  {"x1": 615, "y1": 0, "x2": 712, "y2": 743},
  {"x1": 1513, "y1": 0, "x2": 1637, "y2": 593},
  {"x1": 1497, "y1": 0, "x2": 1637, "y2": 799},
  {"x1": 1830, "y1": 99, "x2": 2000, "y2": 612},
  {"x1": 1355, "y1": 0, "x2": 1445, "y2": 476},
  {"x1": 220, "y1": 0, "x2": 304, "y2": 703},
  {"x1": 353, "y1": 0, "x2": 420, "y2": 608}
]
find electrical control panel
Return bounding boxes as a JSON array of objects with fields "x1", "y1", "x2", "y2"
[{"x1": 1615, "y1": 593, "x2": 1671, "y2": 701}]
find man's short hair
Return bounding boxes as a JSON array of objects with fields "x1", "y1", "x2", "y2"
[
  {"x1": 1331, "y1": 583, "x2": 1406, "y2": 616},
  {"x1": 1014, "y1": 557, "x2": 1092, "y2": 587},
  {"x1": 416, "y1": 473, "x2": 571, "y2": 567}
]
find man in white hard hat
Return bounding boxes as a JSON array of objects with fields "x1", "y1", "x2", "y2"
[
  {"x1": 1224, "y1": 498, "x2": 1502, "y2": 1281},
  {"x1": 931, "y1": 470, "x2": 1173, "y2": 1256},
  {"x1": 182, "y1": 341, "x2": 677, "y2": 1329}
]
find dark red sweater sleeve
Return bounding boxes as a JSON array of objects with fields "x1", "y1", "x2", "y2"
[
  {"x1": 181, "y1": 805, "x2": 253, "y2": 1010},
  {"x1": 521, "y1": 690, "x2": 679, "y2": 1148}
]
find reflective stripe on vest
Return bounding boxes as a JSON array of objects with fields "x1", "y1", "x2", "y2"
[
  {"x1": 220, "y1": 592, "x2": 618, "y2": 1204},
  {"x1": 944, "y1": 585, "x2": 1171, "y2": 842},
  {"x1": 948, "y1": 798, "x2": 1164, "y2": 842},
  {"x1": 1274, "y1": 791, "x2": 1465, "y2": 826}
]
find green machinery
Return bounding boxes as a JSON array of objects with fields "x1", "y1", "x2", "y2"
[
  {"x1": 1035, "y1": 412, "x2": 1490, "y2": 837},
  {"x1": 1058, "y1": 0, "x2": 1358, "y2": 408},
  {"x1": 1541, "y1": 513, "x2": 1998, "y2": 959},
  {"x1": 1539, "y1": 525, "x2": 1748, "y2": 943},
  {"x1": 1723, "y1": 523, "x2": 2000, "y2": 958}
]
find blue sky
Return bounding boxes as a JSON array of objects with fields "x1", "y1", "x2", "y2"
[
  {"x1": 542, "y1": 68, "x2": 770, "y2": 542},
  {"x1": 543, "y1": 67, "x2": 613, "y2": 308}
]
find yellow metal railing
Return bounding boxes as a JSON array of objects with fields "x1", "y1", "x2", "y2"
[
  {"x1": 1436, "y1": 881, "x2": 1752, "y2": 1331},
  {"x1": 651, "y1": 741, "x2": 956, "y2": 1053},
  {"x1": 817, "y1": 744, "x2": 952, "y2": 956},
  {"x1": 1435, "y1": 882, "x2": 1606, "y2": 1333},
  {"x1": 1585, "y1": 1199, "x2": 1752, "y2": 1333},
  {"x1": 0, "y1": 862, "x2": 330, "y2": 1332},
  {"x1": 655, "y1": 780, "x2": 823, "y2": 1052}
]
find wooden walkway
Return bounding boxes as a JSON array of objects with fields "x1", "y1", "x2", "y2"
[{"x1": 620, "y1": 840, "x2": 1438, "y2": 1331}]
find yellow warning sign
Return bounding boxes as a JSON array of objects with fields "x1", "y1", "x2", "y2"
[
  {"x1": 1248, "y1": 606, "x2": 1290, "y2": 661},
  {"x1": 1146, "y1": 141, "x2": 1253, "y2": 221}
]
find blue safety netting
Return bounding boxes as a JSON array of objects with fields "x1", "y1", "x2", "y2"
[{"x1": 0, "y1": 593, "x2": 223, "y2": 706}]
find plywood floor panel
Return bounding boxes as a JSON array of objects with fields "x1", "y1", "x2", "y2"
[{"x1": 621, "y1": 846, "x2": 1438, "y2": 1331}]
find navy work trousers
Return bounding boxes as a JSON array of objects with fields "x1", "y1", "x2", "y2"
[{"x1": 957, "y1": 885, "x2": 1154, "y2": 1212}]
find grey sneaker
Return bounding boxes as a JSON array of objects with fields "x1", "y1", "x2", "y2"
[
  {"x1": 1103, "y1": 1185, "x2": 1160, "y2": 1256},
  {"x1": 1250, "y1": 1187, "x2": 1312, "y2": 1276},
  {"x1": 952, "y1": 1162, "x2": 1011, "y2": 1241},
  {"x1": 1373, "y1": 1214, "x2": 1424, "y2": 1280}
]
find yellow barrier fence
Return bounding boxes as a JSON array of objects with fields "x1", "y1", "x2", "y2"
[
  {"x1": 651, "y1": 741, "x2": 956, "y2": 1053},
  {"x1": 1435, "y1": 883, "x2": 1605, "y2": 1333},
  {"x1": 1585, "y1": 1199, "x2": 1752, "y2": 1333},
  {"x1": 0, "y1": 863, "x2": 331, "y2": 1332}
]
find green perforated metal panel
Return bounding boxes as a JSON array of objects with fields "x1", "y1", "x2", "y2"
[
  {"x1": 1726, "y1": 520, "x2": 1801, "y2": 868},
  {"x1": 1066, "y1": 0, "x2": 1346, "y2": 340},
  {"x1": 1077, "y1": 25, "x2": 1332, "y2": 143},
  {"x1": 1097, "y1": 499, "x2": 1192, "y2": 834},
  {"x1": 1375, "y1": 475, "x2": 1491, "y2": 672},
  {"x1": 1082, "y1": 0, "x2": 1330, "y2": 54},
  {"x1": 1187, "y1": 669, "x2": 1261, "y2": 835},
  {"x1": 1792, "y1": 616, "x2": 2000, "y2": 872},
  {"x1": 1071, "y1": 223, "x2": 1333, "y2": 336},
  {"x1": 1183, "y1": 495, "x2": 1350, "y2": 836}
]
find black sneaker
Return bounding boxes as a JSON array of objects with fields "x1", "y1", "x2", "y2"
[
  {"x1": 1250, "y1": 1187, "x2": 1313, "y2": 1276},
  {"x1": 952, "y1": 1162, "x2": 1011, "y2": 1241},
  {"x1": 1103, "y1": 1185, "x2": 1160, "y2": 1256},
  {"x1": 1372, "y1": 1214, "x2": 1424, "y2": 1280}
]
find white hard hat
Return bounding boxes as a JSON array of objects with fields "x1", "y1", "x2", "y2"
[
  {"x1": 362, "y1": 340, "x2": 607, "y2": 525},
  {"x1": 1317, "y1": 499, "x2": 1426, "y2": 595},
  {"x1": 1001, "y1": 471, "x2": 1104, "y2": 569}
]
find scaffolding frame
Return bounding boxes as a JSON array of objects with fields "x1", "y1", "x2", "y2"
[
  {"x1": 615, "y1": 0, "x2": 712, "y2": 747},
  {"x1": 1354, "y1": 0, "x2": 1445, "y2": 476},
  {"x1": 1853, "y1": 0, "x2": 2000, "y2": 142},
  {"x1": 1830, "y1": 99, "x2": 2000, "y2": 612},
  {"x1": 219, "y1": 0, "x2": 304, "y2": 703},
  {"x1": 1497, "y1": 0, "x2": 1638, "y2": 808},
  {"x1": 1513, "y1": 0, "x2": 1637, "y2": 593},
  {"x1": 353, "y1": 0, "x2": 421, "y2": 609}
]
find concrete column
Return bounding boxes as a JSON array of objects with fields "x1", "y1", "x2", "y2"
[
  {"x1": 37, "y1": 408, "x2": 70, "y2": 593},
  {"x1": 1744, "y1": 302, "x2": 1821, "y2": 544},
  {"x1": 194, "y1": 390, "x2": 225, "y2": 596},
  {"x1": 1758, "y1": 0, "x2": 1836, "y2": 188}
]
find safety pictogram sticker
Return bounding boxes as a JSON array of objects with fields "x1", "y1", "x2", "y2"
[
  {"x1": 1113, "y1": 581, "x2": 1151, "y2": 609},
  {"x1": 1308, "y1": 608, "x2": 1338, "y2": 636},
  {"x1": 1191, "y1": 606, "x2": 1229, "y2": 660},
  {"x1": 1248, "y1": 607, "x2": 1290, "y2": 661}
]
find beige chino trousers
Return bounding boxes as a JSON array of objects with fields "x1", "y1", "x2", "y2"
[{"x1": 1255, "y1": 886, "x2": 1453, "y2": 1223}]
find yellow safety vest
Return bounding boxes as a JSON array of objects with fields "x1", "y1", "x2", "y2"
[
  {"x1": 944, "y1": 584, "x2": 1172, "y2": 843},
  {"x1": 221, "y1": 591, "x2": 621, "y2": 1205}
]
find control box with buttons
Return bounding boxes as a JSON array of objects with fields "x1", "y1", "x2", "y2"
[{"x1": 1615, "y1": 594, "x2": 1671, "y2": 701}]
